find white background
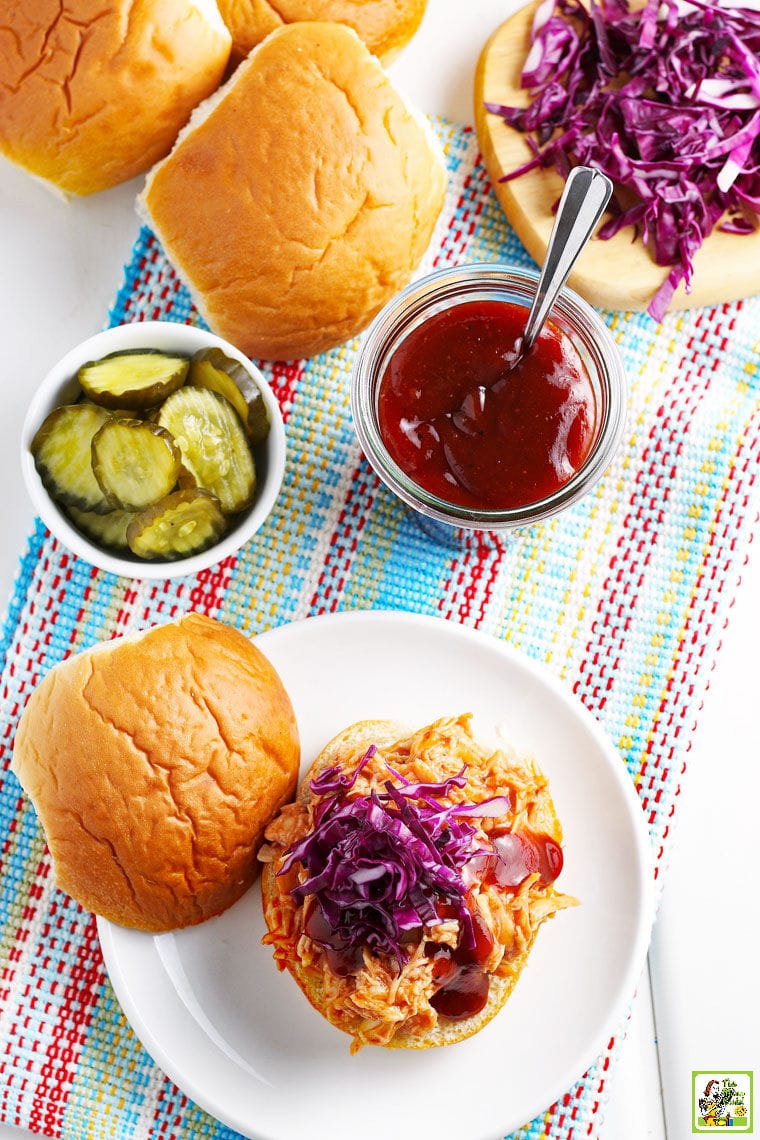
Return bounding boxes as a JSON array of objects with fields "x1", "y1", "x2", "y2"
[{"x1": 1, "y1": 2, "x2": 758, "y2": 1137}]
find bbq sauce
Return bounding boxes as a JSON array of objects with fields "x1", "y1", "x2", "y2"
[
  {"x1": 377, "y1": 300, "x2": 597, "y2": 510},
  {"x1": 428, "y1": 905, "x2": 494, "y2": 1020},
  {"x1": 485, "y1": 830, "x2": 564, "y2": 889},
  {"x1": 427, "y1": 832, "x2": 563, "y2": 1020},
  {"x1": 303, "y1": 900, "x2": 362, "y2": 977}
]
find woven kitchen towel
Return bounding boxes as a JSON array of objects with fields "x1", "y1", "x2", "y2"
[{"x1": 1, "y1": 117, "x2": 759, "y2": 1140}]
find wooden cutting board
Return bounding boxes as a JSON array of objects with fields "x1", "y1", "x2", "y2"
[{"x1": 473, "y1": 2, "x2": 760, "y2": 315}]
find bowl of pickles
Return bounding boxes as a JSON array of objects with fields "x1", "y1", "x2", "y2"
[{"x1": 21, "y1": 321, "x2": 286, "y2": 578}]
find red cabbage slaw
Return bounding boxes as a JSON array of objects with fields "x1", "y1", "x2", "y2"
[
  {"x1": 277, "y1": 745, "x2": 510, "y2": 964},
  {"x1": 484, "y1": 0, "x2": 760, "y2": 321}
]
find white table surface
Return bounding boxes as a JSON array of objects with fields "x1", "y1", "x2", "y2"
[{"x1": 1, "y1": 3, "x2": 758, "y2": 1138}]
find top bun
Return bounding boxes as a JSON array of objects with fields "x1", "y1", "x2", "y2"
[
  {"x1": 138, "y1": 21, "x2": 447, "y2": 361},
  {"x1": 11, "y1": 613, "x2": 300, "y2": 932},
  {"x1": 217, "y1": 0, "x2": 428, "y2": 65},
  {"x1": 0, "y1": 0, "x2": 232, "y2": 196}
]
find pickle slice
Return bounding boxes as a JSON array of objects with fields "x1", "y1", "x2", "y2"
[
  {"x1": 91, "y1": 418, "x2": 181, "y2": 511},
  {"x1": 126, "y1": 489, "x2": 227, "y2": 560},
  {"x1": 66, "y1": 505, "x2": 136, "y2": 552},
  {"x1": 188, "y1": 348, "x2": 270, "y2": 445},
  {"x1": 176, "y1": 462, "x2": 199, "y2": 490},
  {"x1": 157, "y1": 387, "x2": 256, "y2": 514},
  {"x1": 31, "y1": 403, "x2": 113, "y2": 513},
  {"x1": 77, "y1": 350, "x2": 189, "y2": 410},
  {"x1": 76, "y1": 395, "x2": 134, "y2": 418}
]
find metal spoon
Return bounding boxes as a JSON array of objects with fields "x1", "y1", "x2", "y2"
[{"x1": 517, "y1": 165, "x2": 613, "y2": 359}]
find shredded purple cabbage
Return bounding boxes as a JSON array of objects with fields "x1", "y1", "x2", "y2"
[
  {"x1": 484, "y1": 0, "x2": 760, "y2": 321},
  {"x1": 279, "y1": 746, "x2": 509, "y2": 963}
]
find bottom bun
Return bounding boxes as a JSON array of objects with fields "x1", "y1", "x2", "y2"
[{"x1": 260, "y1": 715, "x2": 576, "y2": 1051}]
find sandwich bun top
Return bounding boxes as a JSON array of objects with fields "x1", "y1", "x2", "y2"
[
  {"x1": 11, "y1": 613, "x2": 300, "y2": 932},
  {"x1": 217, "y1": 0, "x2": 428, "y2": 65},
  {"x1": 138, "y1": 21, "x2": 447, "y2": 361},
  {"x1": 0, "y1": 0, "x2": 232, "y2": 196},
  {"x1": 260, "y1": 715, "x2": 576, "y2": 1052}
]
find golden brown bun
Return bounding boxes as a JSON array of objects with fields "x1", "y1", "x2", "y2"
[
  {"x1": 261, "y1": 719, "x2": 560, "y2": 1050},
  {"x1": 138, "y1": 21, "x2": 447, "y2": 361},
  {"x1": 12, "y1": 613, "x2": 300, "y2": 932},
  {"x1": 217, "y1": 0, "x2": 428, "y2": 65},
  {"x1": 0, "y1": 0, "x2": 232, "y2": 196}
]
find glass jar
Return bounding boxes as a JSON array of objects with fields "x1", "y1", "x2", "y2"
[{"x1": 350, "y1": 263, "x2": 627, "y2": 533}]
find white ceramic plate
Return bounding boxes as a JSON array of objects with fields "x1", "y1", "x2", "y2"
[{"x1": 97, "y1": 610, "x2": 654, "y2": 1140}]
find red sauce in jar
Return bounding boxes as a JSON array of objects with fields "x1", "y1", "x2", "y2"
[{"x1": 377, "y1": 299, "x2": 598, "y2": 510}]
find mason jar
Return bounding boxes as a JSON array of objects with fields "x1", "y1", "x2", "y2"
[{"x1": 350, "y1": 262, "x2": 627, "y2": 536}]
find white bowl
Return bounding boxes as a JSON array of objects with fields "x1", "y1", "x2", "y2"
[{"x1": 21, "y1": 321, "x2": 286, "y2": 579}]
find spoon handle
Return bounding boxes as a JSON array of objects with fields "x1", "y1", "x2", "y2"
[{"x1": 520, "y1": 166, "x2": 612, "y2": 354}]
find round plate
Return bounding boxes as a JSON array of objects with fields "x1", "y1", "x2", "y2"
[
  {"x1": 474, "y1": 2, "x2": 760, "y2": 314},
  {"x1": 97, "y1": 610, "x2": 654, "y2": 1140}
]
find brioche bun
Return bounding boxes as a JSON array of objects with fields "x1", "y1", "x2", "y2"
[
  {"x1": 261, "y1": 716, "x2": 575, "y2": 1051},
  {"x1": 138, "y1": 21, "x2": 447, "y2": 361},
  {"x1": 0, "y1": 0, "x2": 232, "y2": 196},
  {"x1": 11, "y1": 613, "x2": 299, "y2": 932},
  {"x1": 217, "y1": 0, "x2": 428, "y2": 66}
]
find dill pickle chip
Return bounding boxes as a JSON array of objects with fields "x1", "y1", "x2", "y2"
[
  {"x1": 31, "y1": 403, "x2": 113, "y2": 513},
  {"x1": 66, "y1": 505, "x2": 136, "y2": 552},
  {"x1": 77, "y1": 350, "x2": 189, "y2": 410},
  {"x1": 75, "y1": 394, "x2": 134, "y2": 418},
  {"x1": 126, "y1": 489, "x2": 227, "y2": 560},
  {"x1": 156, "y1": 387, "x2": 256, "y2": 514},
  {"x1": 188, "y1": 348, "x2": 270, "y2": 445},
  {"x1": 91, "y1": 418, "x2": 181, "y2": 511},
  {"x1": 176, "y1": 462, "x2": 199, "y2": 490}
]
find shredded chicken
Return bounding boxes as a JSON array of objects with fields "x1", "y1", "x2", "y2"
[{"x1": 261, "y1": 714, "x2": 577, "y2": 1051}]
